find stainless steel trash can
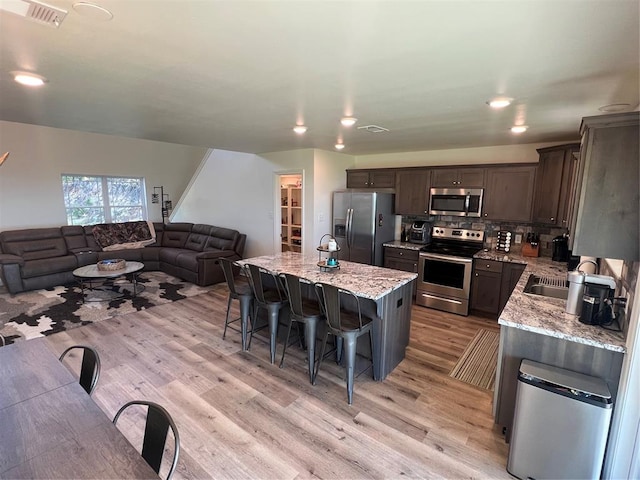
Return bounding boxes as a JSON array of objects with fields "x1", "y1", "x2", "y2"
[{"x1": 507, "y1": 359, "x2": 613, "y2": 480}]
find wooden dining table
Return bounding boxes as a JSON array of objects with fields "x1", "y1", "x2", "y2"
[{"x1": 0, "y1": 338, "x2": 158, "y2": 479}]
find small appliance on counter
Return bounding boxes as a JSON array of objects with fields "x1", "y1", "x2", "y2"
[
  {"x1": 521, "y1": 233, "x2": 539, "y2": 257},
  {"x1": 496, "y1": 231, "x2": 512, "y2": 253},
  {"x1": 409, "y1": 221, "x2": 431, "y2": 244},
  {"x1": 552, "y1": 234, "x2": 569, "y2": 262},
  {"x1": 579, "y1": 274, "x2": 616, "y2": 325}
]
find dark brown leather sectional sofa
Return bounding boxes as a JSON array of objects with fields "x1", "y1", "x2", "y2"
[{"x1": 0, "y1": 222, "x2": 246, "y2": 294}]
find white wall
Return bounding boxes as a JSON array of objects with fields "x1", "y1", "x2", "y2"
[
  {"x1": 313, "y1": 149, "x2": 355, "y2": 242},
  {"x1": 172, "y1": 149, "x2": 276, "y2": 258},
  {"x1": 0, "y1": 121, "x2": 206, "y2": 229},
  {"x1": 354, "y1": 141, "x2": 576, "y2": 168}
]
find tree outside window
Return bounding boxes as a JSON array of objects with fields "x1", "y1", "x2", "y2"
[{"x1": 62, "y1": 175, "x2": 147, "y2": 225}]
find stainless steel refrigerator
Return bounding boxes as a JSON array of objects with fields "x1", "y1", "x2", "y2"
[{"x1": 332, "y1": 190, "x2": 395, "y2": 266}]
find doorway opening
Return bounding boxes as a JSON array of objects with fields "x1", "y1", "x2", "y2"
[{"x1": 277, "y1": 173, "x2": 303, "y2": 254}]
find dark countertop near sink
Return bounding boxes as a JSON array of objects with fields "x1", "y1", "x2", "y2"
[{"x1": 482, "y1": 251, "x2": 626, "y2": 353}]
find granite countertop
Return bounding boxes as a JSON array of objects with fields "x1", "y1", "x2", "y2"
[
  {"x1": 240, "y1": 251, "x2": 417, "y2": 301},
  {"x1": 383, "y1": 241, "x2": 424, "y2": 251},
  {"x1": 491, "y1": 252, "x2": 626, "y2": 353}
]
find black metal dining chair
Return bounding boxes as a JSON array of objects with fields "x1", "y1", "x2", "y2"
[
  {"x1": 314, "y1": 282, "x2": 376, "y2": 405},
  {"x1": 58, "y1": 345, "x2": 101, "y2": 395},
  {"x1": 219, "y1": 258, "x2": 254, "y2": 351},
  {"x1": 113, "y1": 400, "x2": 180, "y2": 480},
  {"x1": 278, "y1": 273, "x2": 325, "y2": 383},
  {"x1": 244, "y1": 263, "x2": 289, "y2": 364}
]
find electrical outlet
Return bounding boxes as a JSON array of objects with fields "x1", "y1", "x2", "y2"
[
  {"x1": 515, "y1": 233, "x2": 522, "y2": 244},
  {"x1": 318, "y1": 212, "x2": 325, "y2": 222}
]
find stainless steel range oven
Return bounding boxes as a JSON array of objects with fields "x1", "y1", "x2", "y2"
[{"x1": 416, "y1": 227, "x2": 485, "y2": 316}]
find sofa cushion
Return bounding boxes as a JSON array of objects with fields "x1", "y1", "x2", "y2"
[
  {"x1": 0, "y1": 228, "x2": 68, "y2": 260},
  {"x1": 204, "y1": 226, "x2": 239, "y2": 251},
  {"x1": 184, "y1": 232, "x2": 208, "y2": 252},
  {"x1": 61, "y1": 226, "x2": 88, "y2": 251},
  {"x1": 161, "y1": 229, "x2": 190, "y2": 248},
  {"x1": 84, "y1": 226, "x2": 102, "y2": 251},
  {"x1": 21, "y1": 255, "x2": 78, "y2": 279}
]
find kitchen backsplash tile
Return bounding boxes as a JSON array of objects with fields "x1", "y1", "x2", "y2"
[{"x1": 401, "y1": 215, "x2": 567, "y2": 257}]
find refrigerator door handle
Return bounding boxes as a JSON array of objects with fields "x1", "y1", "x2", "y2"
[{"x1": 346, "y1": 208, "x2": 354, "y2": 249}]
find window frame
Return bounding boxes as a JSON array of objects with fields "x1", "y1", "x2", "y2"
[{"x1": 61, "y1": 174, "x2": 149, "y2": 226}]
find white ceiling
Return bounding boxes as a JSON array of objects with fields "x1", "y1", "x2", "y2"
[{"x1": 1, "y1": 0, "x2": 638, "y2": 156}]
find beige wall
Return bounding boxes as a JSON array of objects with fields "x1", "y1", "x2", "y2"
[
  {"x1": 354, "y1": 141, "x2": 575, "y2": 168},
  {"x1": 0, "y1": 121, "x2": 206, "y2": 229}
]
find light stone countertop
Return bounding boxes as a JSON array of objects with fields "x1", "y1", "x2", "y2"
[
  {"x1": 240, "y1": 251, "x2": 417, "y2": 301},
  {"x1": 382, "y1": 241, "x2": 425, "y2": 251},
  {"x1": 490, "y1": 252, "x2": 626, "y2": 353}
]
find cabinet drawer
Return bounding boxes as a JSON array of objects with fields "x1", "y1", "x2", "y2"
[
  {"x1": 384, "y1": 247, "x2": 419, "y2": 262},
  {"x1": 384, "y1": 258, "x2": 418, "y2": 273},
  {"x1": 474, "y1": 259, "x2": 504, "y2": 274}
]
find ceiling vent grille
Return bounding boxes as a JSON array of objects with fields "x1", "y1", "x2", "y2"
[
  {"x1": 0, "y1": 0, "x2": 67, "y2": 27},
  {"x1": 357, "y1": 125, "x2": 390, "y2": 133}
]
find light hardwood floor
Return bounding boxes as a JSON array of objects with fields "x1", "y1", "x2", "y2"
[{"x1": 46, "y1": 285, "x2": 512, "y2": 479}]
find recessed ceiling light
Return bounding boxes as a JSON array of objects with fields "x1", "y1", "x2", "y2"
[
  {"x1": 335, "y1": 143, "x2": 345, "y2": 150},
  {"x1": 72, "y1": 2, "x2": 113, "y2": 21},
  {"x1": 510, "y1": 125, "x2": 528, "y2": 134},
  {"x1": 12, "y1": 71, "x2": 47, "y2": 87},
  {"x1": 340, "y1": 117, "x2": 358, "y2": 127},
  {"x1": 487, "y1": 97, "x2": 513, "y2": 109},
  {"x1": 598, "y1": 103, "x2": 631, "y2": 113},
  {"x1": 293, "y1": 125, "x2": 307, "y2": 134}
]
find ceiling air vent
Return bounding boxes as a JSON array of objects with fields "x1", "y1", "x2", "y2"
[
  {"x1": 357, "y1": 125, "x2": 390, "y2": 133},
  {"x1": 0, "y1": 0, "x2": 68, "y2": 27}
]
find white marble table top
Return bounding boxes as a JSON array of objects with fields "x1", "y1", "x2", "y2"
[
  {"x1": 73, "y1": 261, "x2": 144, "y2": 278},
  {"x1": 240, "y1": 252, "x2": 416, "y2": 301}
]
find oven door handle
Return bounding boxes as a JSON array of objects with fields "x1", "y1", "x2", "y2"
[{"x1": 421, "y1": 253, "x2": 473, "y2": 265}]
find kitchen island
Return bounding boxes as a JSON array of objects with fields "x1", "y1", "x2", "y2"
[
  {"x1": 489, "y1": 253, "x2": 626, "y2": 439},
  {"x1": 241, "y1": 251, "x2": 417, "y2": 380}
]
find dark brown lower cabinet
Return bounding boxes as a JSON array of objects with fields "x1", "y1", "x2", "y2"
[
  {"x1": 471, "y1": 259, "x2": 526, "y2": 317},
  {"x1": 383, "y1": 246, "x2": 419, "y2": 295}
]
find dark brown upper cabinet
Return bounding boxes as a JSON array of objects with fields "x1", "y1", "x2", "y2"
[
  {"x1": 346, "y1": 169, "x2": 396, "y2": 189},
  {"x1": 431, "y1": 167, "x2": 485, "y2": 188},
  {"x1": 395, "y1": 169, "x2": 431, "y2": 215},
  {"x1": 483, "y1": 165, "x2": 537, "y2": 223},
  {"x1": 532, "y1": 143, "x2": 580, "y2": 226},
  {"x1": 570, "y1": 112, "x2": 639, "y2": 261}
]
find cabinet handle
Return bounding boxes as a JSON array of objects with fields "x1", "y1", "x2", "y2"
[
  {"x1": 484, "y1": 213, "x2": 488, "y2": 217},
  {"x1": 475, "y1": 273, "x2": 479, "y2": 277},
  {"x1": 550, "y1": 217, "x2": 555, "y2": 221},
  {"x1": 486, "y1": 264, "x2": 491, "y2": 268},
  {"x1": 399, "y1": 252, "x2": 403, "y2": 256},
  {"x1": 371, "y1": 182, "x2": 374, "y2": 185}
]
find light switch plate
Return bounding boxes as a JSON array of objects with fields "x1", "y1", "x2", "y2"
[{"x1": 515, "y1": 233, "x2": 522, "y2": 244}]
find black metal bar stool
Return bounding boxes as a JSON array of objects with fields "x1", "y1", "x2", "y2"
[
  {"x1": 314, "y1": 282, "x2": 376, "y2": 405},
  {"x1": 219, "y1": 258, "x2": 254, "y2": 350},
  {"x1": 278, "y1": 272, "x2": 325, "y2": 383},
  {"x1": 245, "y1": 263, "x2": 289, "y2": 364}
]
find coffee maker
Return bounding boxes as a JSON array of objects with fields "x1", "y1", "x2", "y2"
[
  {"x1": 552, "y1": 235, "x2": 569, "y2": 262},
  {"x1": 579, "y1": 274, "x2": 616, "y2": 325}
]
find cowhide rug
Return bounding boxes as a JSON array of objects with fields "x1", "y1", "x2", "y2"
[{"x1": 0, "y1": 271, "x2": 216, "y2": 345}]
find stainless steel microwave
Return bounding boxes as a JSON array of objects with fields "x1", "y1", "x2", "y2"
[{"x1": 429, "y1": 188, "x2": 484, "y2": 217}]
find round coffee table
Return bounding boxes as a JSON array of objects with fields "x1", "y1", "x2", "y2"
[{"x1": 73, "y1": 261, "x2": 145, "y2": 302}]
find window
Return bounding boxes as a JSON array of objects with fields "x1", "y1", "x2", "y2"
[{"x1": 61, "y1": 175, "x2": 147, "y2": 225}]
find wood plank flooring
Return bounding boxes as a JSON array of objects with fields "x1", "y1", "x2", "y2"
[{"x1": 45, "y1": 285, "x2": 511, "y2": 479}]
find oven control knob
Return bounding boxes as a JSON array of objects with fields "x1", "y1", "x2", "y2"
[{"x1": 465, "y1": 232, "x2": 469, "y2": 236}]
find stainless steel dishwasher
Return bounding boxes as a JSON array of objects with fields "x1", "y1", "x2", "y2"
[{"x1": 507, "y1": 359, "x2": 613, "y2": 480}]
